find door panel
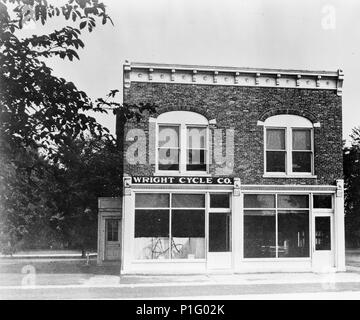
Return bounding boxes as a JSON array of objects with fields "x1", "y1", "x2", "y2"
[
  {"x1": 207, "y1": 212, "x2": 231, "y2": 269},
  {"x1": 105, "y1": 219, "x2": 121, "y2": 261},
  {"x1": 312, "y1": 215, "x2": 334, "y2": 272}
]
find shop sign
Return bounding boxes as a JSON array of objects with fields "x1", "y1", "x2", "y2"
[{"x1": 132, "y1": 176, "x2": 234, "y2": 185}]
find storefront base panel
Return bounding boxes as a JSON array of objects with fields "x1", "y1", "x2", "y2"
[
  {"x1": 119, "y1": 260, "x2": 344, "y2": 274},
  {"x1": 235, "y1": 260, "x2": 313, "y2": 273},
  {"x1": 123, "y1": 261, "x2": 208, "y2": 274}
]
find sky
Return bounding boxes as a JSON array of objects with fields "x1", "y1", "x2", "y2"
[{"x1": 17, "y1": 0, "x2": 360, "y2": 142}]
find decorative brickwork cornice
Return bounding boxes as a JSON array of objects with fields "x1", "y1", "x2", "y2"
[{"x1": 123, "y1": 61, "x2": 344, "y2": 96}]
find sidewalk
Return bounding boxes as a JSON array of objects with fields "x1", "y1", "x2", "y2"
[{"x1": 0, "y1": 250, "x2": 97, "y2": 259}]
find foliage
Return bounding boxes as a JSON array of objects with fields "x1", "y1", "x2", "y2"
[
  {"x1": 344, "y1": 127, "x2": 360, "y2": 247},
  {"x1": 0, "y1": 0, "x2": 113, "y2": 156},
  {"x1": 0, "y1": 0, "x2": 158, "y2": 253}
]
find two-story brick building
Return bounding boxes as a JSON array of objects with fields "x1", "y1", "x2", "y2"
[{"x1": 97, "y1": 61, "x2": 345, "y2": 274}]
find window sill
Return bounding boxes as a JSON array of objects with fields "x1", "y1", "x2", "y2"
[{"x1": 263, "y1": 174, "x2": 317, "y2": 179}]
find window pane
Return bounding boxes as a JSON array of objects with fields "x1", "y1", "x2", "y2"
[
  {"x1": 186, "y1": 149, "x2": 206, "y2": 171},
  {"x1": 209, "y1": 213, "x2": 231, "y2": 252},
  {"x1": 266, "y1": 151, "x2": 286, "y2": 172},
  {"x1": 244, "y1": 212, "x2": 276, "y2": 258},
  {"x1": 135, "y1": 210, "x2": 169, "y2": 237},
  {"x1": 315, "y1": 217, "x2": 331, "y2": 250},
  {"x1": 210, "y1": 194, "x2": 230, "y2": 208},
  {"x1": 266, "y1": 129, "x2": 285, "y2": 150},
  {"x1": 107, "y1": 220, "x2": 118, "y2": 242},
  {"x1": 243, "y1": 210, "x2": 276, "y2": 216},
  {"x1": 292, "y1": 151, "x2": 311, "y2": 172},
  {"x1": 187, "y1": 127, "x2": 206, "y2": 149},
  {"x1": 135, "y1": 193, "x2": 169, "y2": 208},
  {"x1": 134, "y1": 210, "x2": 170, "y2": 259},
  {"x1": 244, "y1": 194, "x2": 275, "y2": 208},
  {"x1": 172, "y1": 194, "x2": 205, "y2": 208},
  {"x1": 313, "y1": 195, "x2": 332, "y2": 209},
  {"x1": 293, "y1": 129, "x2": 311, "y2": 150},
  {"x1": 171, "y1": 210, "x2": 205, "y2": 259},
  {"x1": 159, "y1": 126, "x2": 179, "y2": 148},
  {"x1": 278, "y1": 195, "x2": 309, "y2": 208},
  {"x1": 278, "y1": 210, "x2": 309, "y2": 257},
  {"x1": 158, "y1": 148, "x2": 179, "y2": 171}
]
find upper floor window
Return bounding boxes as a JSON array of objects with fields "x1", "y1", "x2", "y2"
[
  {"x1": 156, "y1": 111, "x2": 209, "y2": 174},
  {"x1": 264, "y1": 115, "x2": 314, "y2": 176}
]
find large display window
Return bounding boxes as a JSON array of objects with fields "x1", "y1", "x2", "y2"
[
  {"x1": 134, "y1": 193, "x2": 205, "y2": 260},
  {"x1": 244, "y1": 194, "x2": 310, "y2": 259}
]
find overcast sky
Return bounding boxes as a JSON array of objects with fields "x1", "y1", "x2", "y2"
[{"x1": 19, "y1": 0, "x2": 360, "y2": 142}]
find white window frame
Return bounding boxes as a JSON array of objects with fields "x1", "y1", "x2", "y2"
[
  {"x1": 155, "y1": 111, "x2": 210, "y2": 175},
  {"x1": 263, "y1": 115, "x2": 316, "y2": 178}
]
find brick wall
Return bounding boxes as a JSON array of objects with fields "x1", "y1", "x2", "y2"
[{"x1": 120, "y1": 82, "x2": 343, "y2": 185}]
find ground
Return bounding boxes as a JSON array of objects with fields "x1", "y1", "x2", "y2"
[{"x1": 1, "y1": 250, "x2": 360, "y2": 299}]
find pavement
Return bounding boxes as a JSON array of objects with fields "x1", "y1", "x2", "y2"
[{"x1": 1, "y1": 249, "x2": 360, "y2": 299}]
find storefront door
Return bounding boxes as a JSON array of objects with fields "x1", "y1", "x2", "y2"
[
  {"x1": 207, "y1": 194, "x2": 232, "y2": 270},
  {"x1": 105, "y1": 218, "x2": 121, "y2": 261},
  {"x1": 312, "y1": 215, "x2": 334, "y2": 272}
]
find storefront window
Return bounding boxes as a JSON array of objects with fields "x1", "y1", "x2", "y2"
[
  {"x1": 278, "y1": 210, "x2": 309, "y2": 257},
  {"x1": 172, "y1": 194, "x2": 205, "y2": 208},
  {"x1": 134, "y1": 193, "x2": 205, "y2": 260},
  {"x1": 313, "y1": 194, "x2": 332, "y2": 209},
  {"x1": 244, "y1": 194, "x2": 310, "y2": 259},
  {"x1": 210, "y1": 194, "x2": 230, "y2": 208},
  {"x1": 134, "y1": 210, "x2": 170, "y2": 259},
  {"x1": 172, "y1": 210, "x2": 205, "y2": 259},
  {"x1": 244, "y1": 210, "x2": 276, "y2": 258}
]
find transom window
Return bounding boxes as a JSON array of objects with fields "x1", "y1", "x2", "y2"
[
  {"x1": 264, "y1": 115, "x2": 314, "y2": 176},
  {"x1": 156, "y1": 111, "x2": 209, "y2": 174}
]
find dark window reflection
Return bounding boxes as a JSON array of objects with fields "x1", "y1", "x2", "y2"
[
  {"x1": 210, "y1": 194, "x2": 230, "y2": 208},
  {"x1": 277, "y1": 210, "x2": 309, "y2": 257},
  {"x1": 315, "y1": 217, "x2": 331, "y2": 250},
  {"x1": 244, "y1": 212, "x2": 276, "y2": 258},
  {"x1": 209, "y1": 213, "x2": 231, "y2": 252},
  {"x1": 313, "y1": 195, "x2": 332, "y2": 209}
]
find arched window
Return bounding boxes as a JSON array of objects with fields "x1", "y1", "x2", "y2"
[
  {"x1": 264, "y1": 114, "x2": 314, "y2": 176},
  {"x1": 156, "y1": 111, "x2": 209, "y2": 174}
]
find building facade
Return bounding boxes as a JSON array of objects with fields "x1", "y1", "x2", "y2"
[{"x1": 97, "y1": 61, "x2": 345, "y2": 274}]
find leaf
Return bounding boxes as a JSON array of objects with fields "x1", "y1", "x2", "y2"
[{"x1": 79, "y1": 20, "x2": 86, "y2": 29}]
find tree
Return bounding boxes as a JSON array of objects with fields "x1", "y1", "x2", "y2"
[
  {"x1": 344, "y1": 127, "x2": 360, "y2": 247},
  {"x1": 0, "y1": 0, "x2": 114, "y2": 157},
  {"x1": 0, "y1": 0, "x2": 115, "y2": 253},
  {"x1": 0, "y1": 1, "x2": 157, "y2": 252}
]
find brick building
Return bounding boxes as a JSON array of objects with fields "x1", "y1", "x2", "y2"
[{"x1": 97, "y1": 61, "x2": 345, "y2": 273}]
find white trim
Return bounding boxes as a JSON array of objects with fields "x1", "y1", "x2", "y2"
[
  {"x1": 264, "y1": 115, "x2": 315, "y2": 176},
  {"x1": 124, "y1": 62, "x2": 344, "y2": 96},
  {"x1": 154, "y1": 112, "x2": 210, "y2": 175}
]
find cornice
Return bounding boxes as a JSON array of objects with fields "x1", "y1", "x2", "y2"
[{"x1": 123, "y1": 61, "x2": 344, "y2": 96}]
